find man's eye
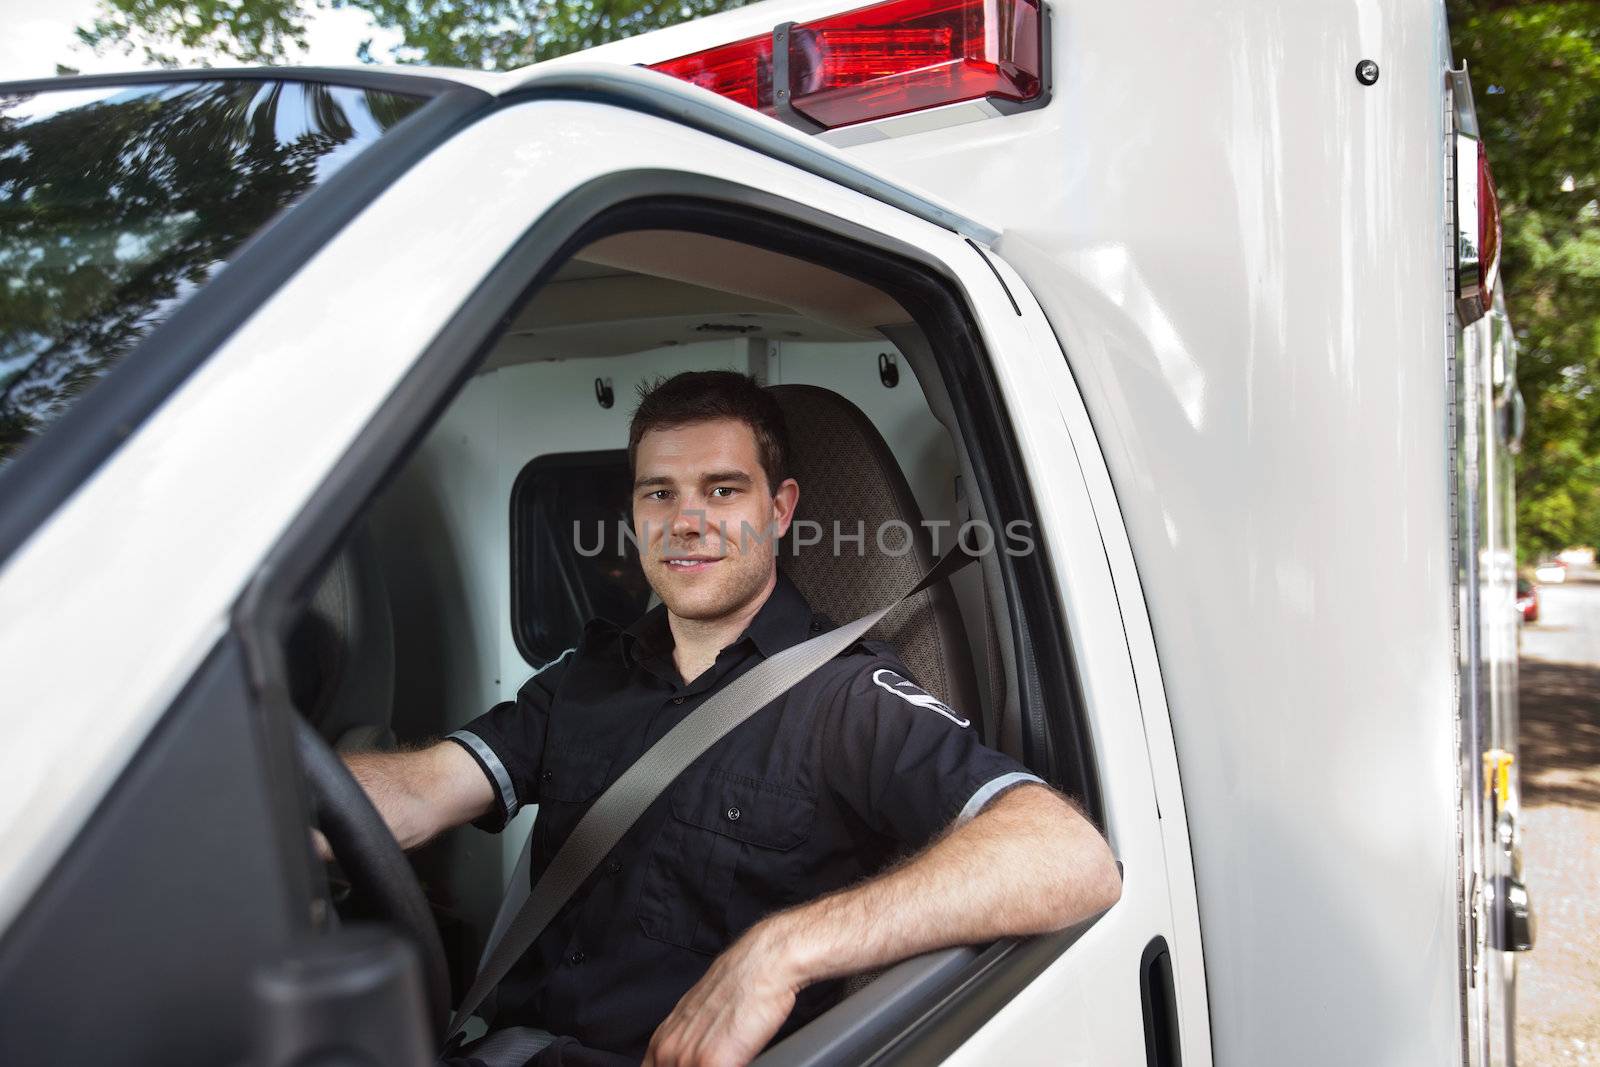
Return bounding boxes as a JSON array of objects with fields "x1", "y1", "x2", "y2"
[
  {"x1": 711, "y1": 486, "x2": 738, "y2": 498},
  {"x1": 645, "y1": 490, "x2": 671, "y2": 502}
]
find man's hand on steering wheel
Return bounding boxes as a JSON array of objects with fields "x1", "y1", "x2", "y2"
[{"x1": 293, "y1": 718, "x2": 453, "y2": 1042}]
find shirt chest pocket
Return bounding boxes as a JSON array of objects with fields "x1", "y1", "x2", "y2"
[
  {"x1": 532, "y1": 749, "x2": 613, "y2": 858},
  {"x1": 637, "y1": 769, "x2": 815, "y2": 956}
]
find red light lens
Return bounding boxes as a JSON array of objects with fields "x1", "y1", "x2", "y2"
[
  {"x1": 649, "y1": 33, "x2": 774, "y2": 112},
  {"x1": 648, "y1": 0, "x2": 1043, "y2": 131},
  {"x1": 788, "y1": 0, "x2": 1042, "y2": 129},
  {"x1": 1478, "y1": 149, "x2": 1501, "y2": 307}
]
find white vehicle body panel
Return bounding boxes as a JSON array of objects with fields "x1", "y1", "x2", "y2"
[
  {"x1": 955, "y1": 246, "x2": 1211, "y2": 1067},
  {"x1": 548, "y1": 0, "x2": 1469, "y2": 1062},
  {"x1": 847, "y1": 8, "x2": 1464, "y2": 1065},
  {"x1": 0, "y1": 94, "x2": 1197, "y2": 1063}
]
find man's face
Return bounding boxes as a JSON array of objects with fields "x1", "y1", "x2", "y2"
[{"x1": 632, "y1": 418, "x2": 799, "y2": 622}]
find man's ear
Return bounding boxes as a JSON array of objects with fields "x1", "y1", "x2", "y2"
[{"x1": 770, "y1": 477, "x2": 800, "y2": 540}]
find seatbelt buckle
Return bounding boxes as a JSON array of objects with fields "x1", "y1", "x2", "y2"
[{"x1": 440, "y1": 1028, "x2": 468, "y2": 1057}]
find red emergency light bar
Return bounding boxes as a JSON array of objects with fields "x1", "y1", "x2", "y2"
[
  {"x1": 650, "y1": 33, "x2": 774, "y2": 113},
  {"x1": 649, "y1": 0, "x2": 1045, "y2": 132}
]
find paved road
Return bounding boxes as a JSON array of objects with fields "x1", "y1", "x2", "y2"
[
  {"x1": 1524, "y1": 564, "x2": 1600, "y2": 666},
  {"x1": 1517, "y1": 563, "x2": 1600, "y2": 1065}
]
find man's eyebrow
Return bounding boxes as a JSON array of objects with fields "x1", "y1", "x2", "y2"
[{"x1": 633, "y1": 470, "x2": 753, "y2": 490}]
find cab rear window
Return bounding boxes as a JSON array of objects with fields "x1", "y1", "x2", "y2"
[
  {"x1": 0, "y1": 79, "x2": 426, "y2": 470},
  {"x1": 512, "y1": 450, "x2": 655, "y2": 665}
]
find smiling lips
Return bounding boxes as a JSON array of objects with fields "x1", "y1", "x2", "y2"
[{"x1": 663, "y1": 555, "x2": 722, "y2": 573}]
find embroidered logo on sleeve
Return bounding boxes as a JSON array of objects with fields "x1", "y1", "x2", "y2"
[{"x1": 871, "y1": 669, "x2": 971, "y2": 728}]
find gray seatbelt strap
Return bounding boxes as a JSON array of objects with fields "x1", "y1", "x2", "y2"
[{"x1": 446, "y1": 549, "x2": 973, "y2": 1041}]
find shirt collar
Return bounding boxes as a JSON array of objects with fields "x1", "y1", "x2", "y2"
[
  {"x1": 745, "y1": 569, "x2": 817, "y2": 657},
  {"x1": 621, "y1": 568, "x2": 816, "y2": 671}
]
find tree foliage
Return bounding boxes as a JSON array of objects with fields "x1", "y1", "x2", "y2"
[
  {"x1": 1450, "y1": 1, "x2": 1600, "y2": 558},
  {"x1": 76, "y1": 0, "x2": 754, "y2": 70},
  {"x1": 71, "y1": 1, "x2": 1600, "y2": 556},
  {"x1": 78, "y1": 0, "x2": 314, "y2": 68}
]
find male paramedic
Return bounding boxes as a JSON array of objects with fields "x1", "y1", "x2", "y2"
[{"x1": 344, "y1": 371, "x2": 1122, "y2": 1067}]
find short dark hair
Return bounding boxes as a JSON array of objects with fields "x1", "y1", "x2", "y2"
[{"x1": 628, "y1": 371, "x2": 791, "y2": 494}]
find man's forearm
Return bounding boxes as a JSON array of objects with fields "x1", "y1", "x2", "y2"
[
  {"x1": 345, "y1": 741, "x2": 493, "y2": 850},
  {"x1": 644, "y1": 783, "x2": 1119, "y2": 1067},
  {"x1": 753, "y1": 783, "x2": 1120, "y2": 990}
]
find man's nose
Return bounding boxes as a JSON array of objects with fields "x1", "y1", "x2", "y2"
[{"x1": 671, "y1": 503, "x2": 706, "y2": 538}]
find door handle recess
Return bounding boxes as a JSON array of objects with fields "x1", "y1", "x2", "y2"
[{"x1": 1140, "y1": 936, "x2": 1181, "y2": 1067}]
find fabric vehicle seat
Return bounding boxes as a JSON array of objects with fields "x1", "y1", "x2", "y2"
[{"x1": 768, "y1": 383, "x2": 980, "y2": 720}]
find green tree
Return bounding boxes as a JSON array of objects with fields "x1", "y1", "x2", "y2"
[
  {"x1": 1450, "y1": 1, "x2": 1600, "y2": 559},
  {"x1": 76, "y1": 0, "x2": 752, "y2": 70}
]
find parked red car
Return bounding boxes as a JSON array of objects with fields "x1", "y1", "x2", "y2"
[{"x1": 1517, "y1": 578, "x2": 1539, "y2": 624}]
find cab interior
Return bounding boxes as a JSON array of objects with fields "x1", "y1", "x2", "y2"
[{"x1": 284, "y1": 221, "x2": 1092, "y2": 1061}]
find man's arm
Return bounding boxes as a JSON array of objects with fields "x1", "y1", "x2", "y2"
[
  {"x1": 643, "y1": 782, "x2": 1120, "y2": 1067},
  {"x1": 343, "y1": 742, "x2": 497, "y2": 851}
]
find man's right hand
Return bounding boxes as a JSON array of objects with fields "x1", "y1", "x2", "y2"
[{"x1": 342, "y1": 740, "x2": 497, "y2": 851}]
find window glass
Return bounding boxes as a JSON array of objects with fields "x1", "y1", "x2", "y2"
[
  {"x1": 513, "y1": 450, "x2": 654, "y2": 664},
  {"x1": 0, "y1": 80, "x2": 427, "y2": 469}
]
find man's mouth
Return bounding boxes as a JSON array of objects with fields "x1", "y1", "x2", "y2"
[{"x1": 663, "y1": 555, "x2": 722, "y2": 573}]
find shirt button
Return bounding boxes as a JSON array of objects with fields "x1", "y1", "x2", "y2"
[
  {"x1": 672, "y1": 696, "x2": 685, "y2": 705},
  {"x1": 606, "y1": 859, "x2": 622, "y2": 875},
  {"x1": 540, "y1": 770, "x2": 553, "y2": 783},
  {"x1": 726, "y1": 806, "x2": 742, "y2": 822},
  {"x1": 567, "y1": 950, "x2": 585, "y2": 966}
]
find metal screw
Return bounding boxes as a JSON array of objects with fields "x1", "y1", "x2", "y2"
[{"x1": 1355, "y1": 60, "x2": 1379, "y2": 86}]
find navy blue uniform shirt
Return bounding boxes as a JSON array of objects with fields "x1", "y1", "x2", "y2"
[{"x1": 447, "y1": 569, "x2": 1041, "y2": 1062}]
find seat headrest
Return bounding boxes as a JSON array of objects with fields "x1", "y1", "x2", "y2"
[{"x1": 769, "y1": 384, "x2": 977, "y2": 713}]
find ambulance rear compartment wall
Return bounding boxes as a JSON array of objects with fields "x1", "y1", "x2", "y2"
[{"x1": 364, "y1": 337, "x2": 994, "y2": 933}]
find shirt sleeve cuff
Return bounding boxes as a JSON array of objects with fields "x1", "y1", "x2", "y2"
[
  {"x1": 446, "y1": 729, "x2": 521, "y2": 830},
  {"x1": 955, "y1": 771, "x2": 1046, "y2": 825}
]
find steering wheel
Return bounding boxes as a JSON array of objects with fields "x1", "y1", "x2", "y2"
[{"x1": 293, "y1": 716, "x2": 452, "y2": 1042}]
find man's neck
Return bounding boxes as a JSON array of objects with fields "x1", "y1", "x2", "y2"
[{"x1": 667, "y1": 570, "x2": 778, "y2": 686}]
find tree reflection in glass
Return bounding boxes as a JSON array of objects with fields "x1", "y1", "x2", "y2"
[{"x1": 0, "y1": 80, "x2": 425, "y2": 469}]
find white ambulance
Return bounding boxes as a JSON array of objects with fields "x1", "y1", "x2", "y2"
[{"x1": 0, "y1": 0, "x2": 1528, "y2": 1063}]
